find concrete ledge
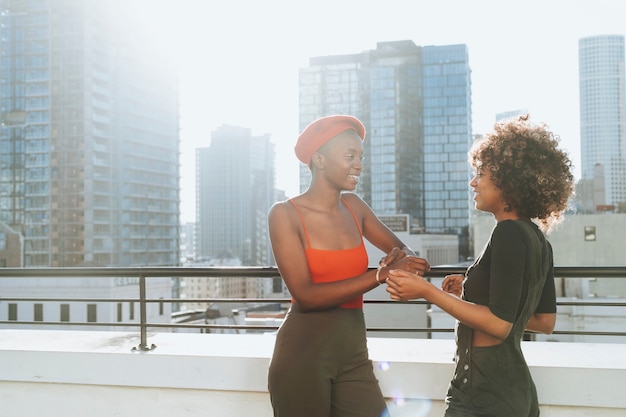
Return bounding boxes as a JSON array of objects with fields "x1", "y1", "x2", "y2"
[{"x1": 1, "y1": 330, "x2": 625, "y2": 416}]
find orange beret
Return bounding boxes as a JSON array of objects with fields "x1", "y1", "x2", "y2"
[{"x1": 294, "y1": 115, "x2": 366, "y2": 164}]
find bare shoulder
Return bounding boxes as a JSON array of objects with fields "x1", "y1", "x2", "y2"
[
  {"x1": 341, "y1": 192, "x2": 367, "y2": 208},
  {"x1": 269, "y1": 199, "x2": 290, "y2": 212},
  {"x1": 268, "y1": 199, "x2": 305, "y2": 249},
  {"x1": 268, "y1": 200, "x2": 293, "y2": 221},
  {"x1": 341, "y1": 192, "x2": 373, "y2": 216}
]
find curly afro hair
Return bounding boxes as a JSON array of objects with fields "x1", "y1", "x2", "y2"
[{"x1": 469, "y1": 115, "x2": 575, "y2": 234}]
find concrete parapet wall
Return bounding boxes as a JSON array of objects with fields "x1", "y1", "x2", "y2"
[{"x1": 0, "y1": 330, "x2": 624, "y2": 416}]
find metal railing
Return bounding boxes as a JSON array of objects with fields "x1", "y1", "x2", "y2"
[{"x1": 1, "y1": 266, "x2": 625, "y2": 350}]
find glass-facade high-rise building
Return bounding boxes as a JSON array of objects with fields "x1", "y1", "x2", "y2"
[
  {"x1": 299, "y1": 40, "x2": 472, "y2": 258},
  {"x1": 195, "y1": 125, "x2": 275, "y2": 266},
  {"x1": 578, "y1": 35, "x2": 626, "y2": 209},
  {"x1": 0, "y1": 0, "x2": 180, "y2": 266}
]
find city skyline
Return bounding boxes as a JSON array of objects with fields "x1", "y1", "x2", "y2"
[
  {"x1": 120, "y1": 1, "x2": 626, "y2": 222},
  {"x1": 297, "y1": 41, "x2": 473, "y2": 258}
]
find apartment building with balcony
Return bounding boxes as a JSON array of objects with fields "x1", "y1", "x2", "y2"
[{"x1": 0, "y1": 0, "x2": 180, "y2": 268}]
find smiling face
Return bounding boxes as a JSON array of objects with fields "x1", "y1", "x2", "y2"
[
  {"x1": 469, "y1": 166, "x2": 507, "y2": 216},
  {"x1": 314, "y1": 130, "x2": 364, "y2": 191}
]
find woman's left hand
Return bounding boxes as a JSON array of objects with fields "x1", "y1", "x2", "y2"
[
  {"x1": 442, "y1": 274, "x2": 464, "y2": 297},
  {"x1": 378, "y1": 247, "x2": 406, "y2": 267}
]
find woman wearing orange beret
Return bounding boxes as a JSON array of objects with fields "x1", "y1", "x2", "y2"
[{"x1": 267, "y1": 115, "x2": 430, "y2": 416}]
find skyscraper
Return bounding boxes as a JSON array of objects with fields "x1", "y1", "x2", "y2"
[
  {"x1": 299, "y1": 40, "x2": 473, "y2": 258},
  {"x1": 195, "y1": 125, "x2": 275, "y2": 266},
  {"x1": 0, "y1": 0, "x2": 180, "y2": 266},
  {"x1": 578, "y1": 34, "x2": 626, "y2": 209}
]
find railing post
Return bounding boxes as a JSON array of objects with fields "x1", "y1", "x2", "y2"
[{"x1": 132, "y1": 274, "x2": 156, "y2": 351}]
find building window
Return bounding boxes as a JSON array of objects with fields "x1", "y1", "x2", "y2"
[
  {"x1": 584, "y1": 226, "x2": 596, "y2": 241},
  {"x1": 117, "y1": 303, "x2": 123, "y2": 322},
  {"x1": 87, "y1": 304, "x2": 97, "y2": 322},
  {"x1": 8, "y1": 303, "x2": 17, "y2": 321},
  {"x1": 34, "y1": 304, "x2": 43, "y2": 321},
  {"x1": 60, "y1": 304, "x2": 70, "y2": 322},
  {"x1": 129, "y1": 302, "x2": 135, "y2": 320},
  {"x1": 159, "y1": 298, "x2": 164, "y2": 316}
]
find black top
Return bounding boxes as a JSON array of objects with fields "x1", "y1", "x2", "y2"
[
  {"x1": 464, "y1": 219, "x2": 556, "y2": 323},
  {"x1": 445, "y1": 220, "x2": 557, "y2": 417}
]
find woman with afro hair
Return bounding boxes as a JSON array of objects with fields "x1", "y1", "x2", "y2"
[{"x1": 385, "y1": 115, "x2": 575, "y2": 417}]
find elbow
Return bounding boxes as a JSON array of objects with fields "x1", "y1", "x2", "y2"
[
  {"x1": 535, "y1": 324, "x2": 555, "y2": 335},
  {"x1": 531, "y1": 323, "x2": 554, "y2": 335},
  {"x1": 496, "y1": 317, "x2": 514, "y2": 340},
  {"x1": 496, "y1": 328, "x2": 512, "y2": 341},
  {"x1": 291, "y1": 295, "x2": 322, "y2": 312},
  {"x1": 527, "y1": 313, "x2": 556, "y2": 335},
  {"x1": 295, "y1": 301, "x2": 316, "y2": 312},
  {"x1": 539, "y1": 313, "x2": 557, "y2": 334},
  {"x1": 542, "y1": 322, "x2": 556, "y2": 335}
]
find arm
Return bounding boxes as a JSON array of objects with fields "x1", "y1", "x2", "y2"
[
  {"x1": 342, "y1": 193, "x2": 428, "y2": 272},
  {"x1": 526, "y1": 249, "x2": 557, "y2": 334},
  {"x1": 526, "y1": 313, "x2": 556, "y2": 334},
  {"x1": 386, "y1": 269, "x2": 513, "y2": 341}
]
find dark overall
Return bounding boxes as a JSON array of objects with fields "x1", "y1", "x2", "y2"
[
  {"x1": 268, "y1": 304, "x2": 387, "y2": 417},
  {"x1": 445, "y1": 220, "x2": 555, "y2": 417},
  {"x1": 445, "y1": 303, "x2": 540, "y2": 416}
]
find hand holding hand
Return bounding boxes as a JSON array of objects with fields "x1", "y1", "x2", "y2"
[
  {"x1": 378, "y1": 247, "x2": 406, "y2": 268},
  {"x1": 386, "y1": 253, "x2": 430, "y2": 276},
  {"x1": 385, "y1": 269, "x2": 429, "y2": 301},
  {"x1": 377, "y1": 248, "x2": 429, "y2": 286}
]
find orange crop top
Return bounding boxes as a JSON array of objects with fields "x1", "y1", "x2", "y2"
[{"x1": 289, "y1": 197, "x2": 368, "y2": 309}]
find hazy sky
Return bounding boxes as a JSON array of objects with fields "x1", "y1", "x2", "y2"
[{"x1": 136, "y1": 0, "x2": 626, "y2": 223}]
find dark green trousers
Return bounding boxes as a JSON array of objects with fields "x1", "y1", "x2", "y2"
[{"x1": 268, "y1": 304, "x2": 387, "y2": 417}]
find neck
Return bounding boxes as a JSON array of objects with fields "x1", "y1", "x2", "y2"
[
  {"x1": 299, "y1": 187, "x2": 344, "y2": 213},
  {"x1": 494, "y1": 209, "x2": 522, "y2": 222}
]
